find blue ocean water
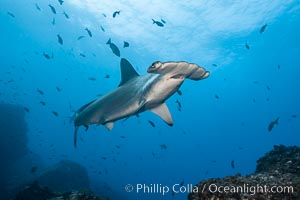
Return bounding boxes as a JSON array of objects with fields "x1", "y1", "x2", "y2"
[{"x1": 1, "y1": 1, "x2": 300, "y2": 199}]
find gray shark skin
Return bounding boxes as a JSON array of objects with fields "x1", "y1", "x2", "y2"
[{"x1": 73, "y1": 58, "x2": 209, "y2": 147}]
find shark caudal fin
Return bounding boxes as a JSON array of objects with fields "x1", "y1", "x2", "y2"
[
  {"x1": 119, "y1": 58, "x2": 140, "y2": 86},
  {"x1": 149, "y1": 103, "x2": 173, "y2": 126}
]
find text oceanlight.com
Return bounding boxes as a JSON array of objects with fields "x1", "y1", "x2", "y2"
[{"x1": 124, "y1": 183, "x2": 294, "y2": 196}]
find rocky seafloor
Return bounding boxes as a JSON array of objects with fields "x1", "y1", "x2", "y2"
[
  {"x1": 13, "y1": 181, "x2": 108, "y2": 200},
  {"x1": 188, "y1": 145, "x2": 300, "y2": 200}
]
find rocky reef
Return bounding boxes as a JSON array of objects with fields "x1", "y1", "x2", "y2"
[
  {"x1": 0, "y1": 103, "x2": 29, "y2": 199},
  {"x1": 188, "y1": 145, "x2": 300, "y2": 200},
  {"x1": 36, "y1": 159, "x2": 90, "y2": 192},
  {"x1": 14, "y1": 181, "x2": 108, "y2": 200}
]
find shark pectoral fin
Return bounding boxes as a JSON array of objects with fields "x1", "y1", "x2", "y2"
[
  {"x1": 149, "y1": 103, "x2": 173, "y2": 126},
  {"x1": 104, "y1": 122, "x2": 114, "y2": 131},
  {"x1": 74, "y1": 126, "x2": 79, "y2": 148}
]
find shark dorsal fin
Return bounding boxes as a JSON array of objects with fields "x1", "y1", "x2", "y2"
[
  {"x1": 149, "y1": 103, "x2": 173, "y2": 126},
  {"x1": 119, "y1": 58, "x2": 139, "y2": 86}
]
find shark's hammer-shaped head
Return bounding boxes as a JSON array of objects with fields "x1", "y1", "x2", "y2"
[{"x1": 147, "y1": 61, "x2": 210, "y2": 80}]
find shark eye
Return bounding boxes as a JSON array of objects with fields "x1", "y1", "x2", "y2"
[{"x1": 150, "y1": 61, "x2": 159, "y2": 68}]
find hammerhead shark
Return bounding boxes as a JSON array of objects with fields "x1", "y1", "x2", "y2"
[{"x1": 73, "y1": 58, "x2": 209, "y2": 147}]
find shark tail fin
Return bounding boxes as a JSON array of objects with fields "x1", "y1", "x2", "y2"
[
  {"x1": 74, "y1": 126, "x2": 79, "y2": 148},
  {"x1": 106, "y1": 38, "x2": 111, "y2": 44},
  {"x1": 152, "y1": 19, "x2": 155, "y2": 24}
]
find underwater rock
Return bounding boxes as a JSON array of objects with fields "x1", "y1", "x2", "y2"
[
  {"x1": 188, "y1": 145, "x2": 300, "y2": 200},
  {"x1": 14, "y1": 181, "x2": 108, "y2": 200},
  {"x1": 256, "y1": 145, "x2": 300, "y2": 174},
  {"x1": 36, "y1": 159, "x2": 90, "y2": 192},
  {"x1": 0, "y1": 103, "x2": 29, "y2": 199},
  {"x1": 0, "y1": 103, "x2": 28, "y2": 163}
]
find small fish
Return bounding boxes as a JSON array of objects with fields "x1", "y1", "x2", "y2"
[
  {"x1": 31, "y1": 166, "x2": 38, "y2": 173},
  {"x1": 52, "y1": 17, "x2": 56, "y2": 25},
  {"x1": 175, "y1": 99, "x2": 182, "y2": 109},
  {"x1": 100, "y1": 26, "x2": 105, "y2": 32},
  {"x1": 266, "y1": 85, "x2": 271, "y2": 91},
  {"x1": 123, "y1": 41, "x2": 129, "y2": 48},
  {"x1": 58, "y1": 0, "x2": 64, "y2": 5},
  {"x1": 88, "y1": 77, "x2": 96, "y2": 81},
  {"x1": 291, "y1": 114, "x2": 297, "y2": 118},
  {"x1": 79, "y1": 53, "x2": 86, "y2": 57},
  {"x1": 35, "y1": 3, "x2": 41, "y2": 11},
  {"x1": 161, "y1": 18, "x2": 166, "y2": 24},
  {"x1": 177, "y1": 90, "x2": 182, "y2": 96},
  {"x1": 48, "y1": 4, "x2": 56, "y2": 14},
  {"x1": 37, "y1": 89, "x2": 44, "y2": 95},
  {"x1": 106, "y1": 38, "x2": 120, "y2": 57},
  {"x1": 120, "y1": 136, "x2": 126, "y2": 139},
  {"x1": 113, "y1": 10, "x2": 121, "y2": 18},
  {"x1": 63, "y1": 11, "x2": 69, "y2": 19},
  {"x1": 252, "y1": 81, "x2": 259, "y2": 84},
  {"x1": 277, "y1": 64, "x2": 281, "y2": 70},
  {"x1": 56, "y1": 86, "x2": 61, "y2": 92},
  {"x1": 52, "y1": 111, "x2": 59, "y2": 117},
  {"x1": 231, "y1": 160, "x2": 235, "y2": 169},
  {"x1": 212, "y1": 63, "x2": 217, "y2": 67},
  {"x1": 268, "y1": 117, "x2": 279, "y2": 132},
  {"x1": 39, "y1": 101, "x2": 46, "y2": 106},
  {"x1": 102, "y1": 13, "x2": 107, "y2": 17},
  {"x1": 24, "y1": 107, "x2": 30, "y2": 113},
  {"x1": 77, "y1": 36, "x2": 85, "y2": 40},
  {"x1": 115, "y1": 145, "x2": 120, "y2": 149},
  {"x1": 101, "y1": 157, "x2": 107, "y2": 160},
  {"x1": 180, "y1": 180, "x2": 184, "y2": 186},
  {"x1": 57, "y1": 34, "x2": 63, "y2": 45},
  {"x1": 160, "y1": 144, "x2": 167, "y2": 150},
  {"x1": 152, "y1": 19, "x2": 164, "y2": 27},
  {"x1": 245, "y1": 42, "x2": 250, "y2": 50},
  {"x1": 175, "y1": 99, "x2": 182, "y2": 111},
  {"x1": 148, "y1": 120, "x2": 155, "y2": 127},
  {"x1": 215, "y1": 94, "x2": 219, "y2": 99},
  {"x1": 85, "y1": 28, "x2": 92, "y2": 37},
  {"x1": 260, "y1": 24, "x2": 267, "y2": 34},
  {"x1": 104, "y1": 74, "x2": 110, "y2": 79},
  {"x1": 7, "y1": 12, "x2": 15, "y2": 18}
]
